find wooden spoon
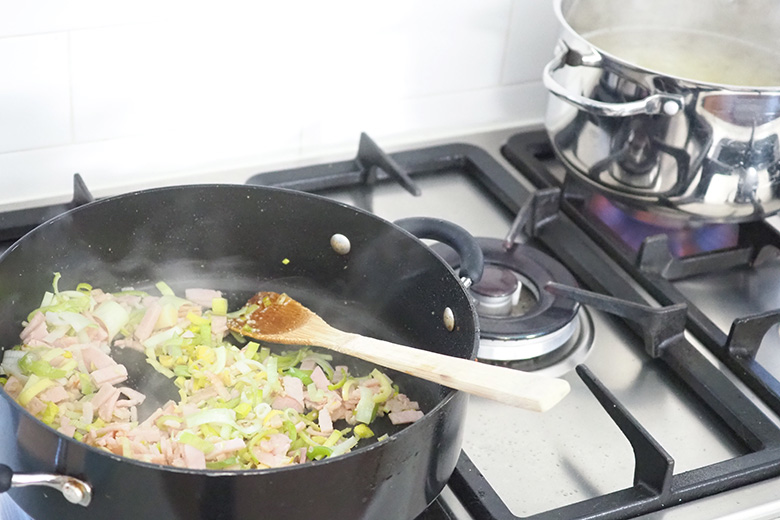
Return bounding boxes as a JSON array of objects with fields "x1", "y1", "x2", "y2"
[{"x1": 227, "y1": 292, "x2": 571, "y2": 412}]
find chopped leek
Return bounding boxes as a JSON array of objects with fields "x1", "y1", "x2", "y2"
[
  {"x1": 179, "y1": 431, "x2": 214, "y2": 454},
  {"x1": 155, "y1": 281, "x2": 175, "y2": 297},
  {"x1": 2, "y1": 274, "x2": 425, "y2": 472},
  {"x1": 18, "y1": 375, "x2": 55, "y2": 406},
  {"x1": 355, "y1": 386, "x2": 377, "y2": 424},
  {"x1": 306, "y1": 445, "x2": 332, "y2": 460},
  {"x1": 354, "y1": 424, "x2": 374, "y2": 439}
]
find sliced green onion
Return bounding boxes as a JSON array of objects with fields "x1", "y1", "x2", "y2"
[
  {"x1": 179, "y1": 431, "x2": 214, "y2": 454},
  {"x1": 327, "y1": 371, "x2": 347, "y2": 391},
  {"x1": 242, "y1": 341, "x2": 260, "y2": 360},
  {"x1": 52, "y1": 272, "x2": 62, "y2": 294},
  {"x1": 19, "y1": 355, "x2": 66, "y2": 379},
  {"x1": 306, "y1": 445, "x2": 332, "y2": 461},
  {"x1": 329, "y1": 435, "x2": 359, "y2": 457},
  {"x1": 211, "y1": 297, "x2": 228, "y2": 316},
  {"x1": 354, "y1": 386, "x2": 377, "y2": 424},
  {"x1": 354, "y1": 424, "x2": 374, "y2": 439},
  {"x1": 76, "y1": 282, "x2": 93, "y2": 294},
  {"x1": 370, "y1": 369, "x2": 394, "y2": 404},
  {"x1": 206, "y1": 456, "x2": 238, "y2": 469},
  {"x1": 92, "y1": 300, "x2": 130, "y2": 340},
  {"x1": 155, "y1": 281, "x2": 175, "y2": 297},
  {"x1": 323, "y1": 430, "x2": 344, "y2": 448},
  {"x1": 18, "y1": 375, "x2": 55, "y2": 406},
  {"x1": 78, "y1": 372, "x2": 94, "y2": 395},
  {"x1": 40, "y1": 402, "x2": 59, "y2": 425},
  {"x1": 286, "y1": 367, "x2": 313, "y2": 385}
]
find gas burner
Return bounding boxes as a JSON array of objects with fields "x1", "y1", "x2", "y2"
[
  {"x1": 435, "y1": 238, "x2": 593, "y2": 375},
  {"x1": 585, "y1": 192, "x2": 740, "y2": 257}
]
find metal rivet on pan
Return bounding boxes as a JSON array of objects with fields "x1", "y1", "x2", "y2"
[
  {"x1": 330, "y1": 233, "x2": 351, "y2": 255},
  {"x1": 443, "y1": 307, "x2": 455, "y2": 332}
]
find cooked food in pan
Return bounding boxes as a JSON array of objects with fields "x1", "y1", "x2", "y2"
[{"x1": 0, "y1": 274, "x2": 423, "y2": 470}]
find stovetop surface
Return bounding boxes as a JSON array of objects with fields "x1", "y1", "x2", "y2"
[{"x1": 3, "y1": 126, "x2": 780, "y2": 520}]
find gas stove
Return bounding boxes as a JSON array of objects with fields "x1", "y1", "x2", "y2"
[{"x1": 3, "y1": 126, "x2": 780, "y2": 519}]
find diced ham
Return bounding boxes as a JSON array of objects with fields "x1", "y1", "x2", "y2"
[
  {"x1": 126, "y1": 427, "x2": 162, "y2": 444},
  {"x1": 58, "y1": 424, "x2": 77, "y2": 437},
  {"x1": 20, "y1": 312, "x2": 47, "y2": 343},
  {"x1": 93, "y1": 423, "x2": 132, "y2": 436},
  {"x1": 282, "y1": 376, "x2": 304, "y2": 407},
  {"x1": 134, "y1": 302, "x2": 162, "y2": 342},
  {"x1": 254, "y1": 433, "x2": 291, "y2": 467},
  {"x1": 3, "y1": 376, "x2": 23, "y2": 398},
  {"x1": 299, "y1": 359, "x2": 317, "y2": 371},
  {"x1": 388, "y1": 410, "x2": 424, "y2": 425},
  {"x1": 39, "y1": 385, "x2": 69, "y2": 404},
  {"x1": 318, "y1": 406, "x2": 333, "y2": 434},
  {"x1": 118, "y1": 386, "x2": 146, "y2": 406},
  {"x1": 211, "y1": 315, "x2": 227, "y2": 337},
  {"x1": 310, "y1": 366, "x2": 331, "y2": 392},
  {"x1": 91, "y1": 364, "x2": 128, "y2": 387},
  {"x1": 98, "y1": 387, "x2": 121, "y2": 422},
  {"x1": 184, "y1": 288, "x2": 222, "y2": 308},
  {"x1": 84, "y1": 324, "x2": 109, "y2": 343},
  {"x1": 254, "y1": 451, "x2": 288, "y2": 468},
  {"x1": 207, "y1": 438, "x2": 246, "y2": 460},
  {"x1": 271, "y1": 395, "x2": 304, "y2": 413},
  {"x1": 182, "y1": 444, "x2": 206, "y2": 470},
  {"x1": 91, "y1": 383, "x2": 119, "y2": 410},
  {"x1": 385, "y1": 393, "x2": 420, "y2": 414},
  {"x1": 81, "y1": 345, "x2": 117, "y2": 371},
  {"x1": 54, "y1": 336, "x2": 79, "y2": 349},
  {"x1": 26, "y1": 397, "x2": 47, "y2": 416},
  {"x1": 81, "y1": 402, "x2": 94, "y2": 425},
  {"x1": 205, "y1": 372, "x2": 230, "y2": 400}
]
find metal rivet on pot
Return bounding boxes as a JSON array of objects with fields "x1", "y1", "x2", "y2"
[
  {"x1": 443, "y1": 307, "x2": 455, "y2": 331},
  {"x1": 61, "y1": 481, "x2": 90, "y2": 505},
  {"x1": 663, "y1": 100, "x2": 680, "y2": 116},
  {"x1": 330, "y1": 234, "x2": 351, "y2": 255}
]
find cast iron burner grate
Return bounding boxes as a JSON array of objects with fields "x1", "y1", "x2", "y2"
[
  {"x1": 3, "y1": 133, "x2": 780, "y2": 519},
  {"x1": 502, "y1": 129, "x2": 780, "y2": 424}
]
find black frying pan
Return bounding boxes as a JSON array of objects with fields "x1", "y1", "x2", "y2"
[{"x1": 0, "y1": 184, "x2": 482, "y2": 520}]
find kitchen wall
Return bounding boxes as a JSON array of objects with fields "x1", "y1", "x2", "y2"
[{"x1": 0, "y1": 0, "x2": 560, "y2": 208}]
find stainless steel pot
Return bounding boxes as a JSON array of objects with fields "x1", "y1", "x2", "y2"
[{"x1": 543, "y1": 0, "x2": 780, "y2": 223}]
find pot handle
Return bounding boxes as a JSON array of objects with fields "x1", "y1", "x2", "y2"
[
  {"x1": 543, "y1": 43, "x2": 685, "y2": 117},
  {"x1": 394, "y1": 217, "x2": 484, "y2": 287},
  {"x1": 0, "y1": 463, "x2": 91, "y2": 507}
]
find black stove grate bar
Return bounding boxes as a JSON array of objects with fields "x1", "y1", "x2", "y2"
[
  {"x1": 248, "y1": 139, "x2": 527, "y2": 217},
  {"x1": 246, "y1": 133, "x2": 424, "y2": 196},
  {"x1": 576, "y1": 365, "x2": 675, "y2": 496},
  {"x1": 727, "y1": 310, "x2": 780, "y2": 360},
  {"x1": 0, "y1": 174, "x2": 93, "y2": 244},
  {"x1": 544, "y1": 282, "x2": 687, "y2": 359},
  {"x1": 502, "y1": 130, "x2": 780, "y2": 419},
  {"x1": 636, "y1": 234, "x2": 755, "y2": 281}
]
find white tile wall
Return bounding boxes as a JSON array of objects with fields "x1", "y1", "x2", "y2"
[{"x1": 0, "y1": 0, "x2": 560, "y2": 208}]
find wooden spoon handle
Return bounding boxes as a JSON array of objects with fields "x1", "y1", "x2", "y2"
[{"x1": 336, "y1": 335, "x2": 571, "y2": 412}]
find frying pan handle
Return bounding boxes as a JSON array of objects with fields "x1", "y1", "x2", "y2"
[
  {"x1": 0, "y1": 463, "x2": 92, "y2": 506},
  {"x1": 394, "y1": 217, "x2": 484, "y2": 286}
]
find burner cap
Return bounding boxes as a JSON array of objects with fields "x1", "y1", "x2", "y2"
[
  {"x1": 434, "y1": 237, "x2": 582, "y2": 362},
  {"x1": 470, "y1": 265, "x2": 520, "y2": 317}
]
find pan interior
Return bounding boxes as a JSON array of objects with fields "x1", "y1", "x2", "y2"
[{"x1": 0, "y1": 185, "x2": 477, "y2": 455}]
